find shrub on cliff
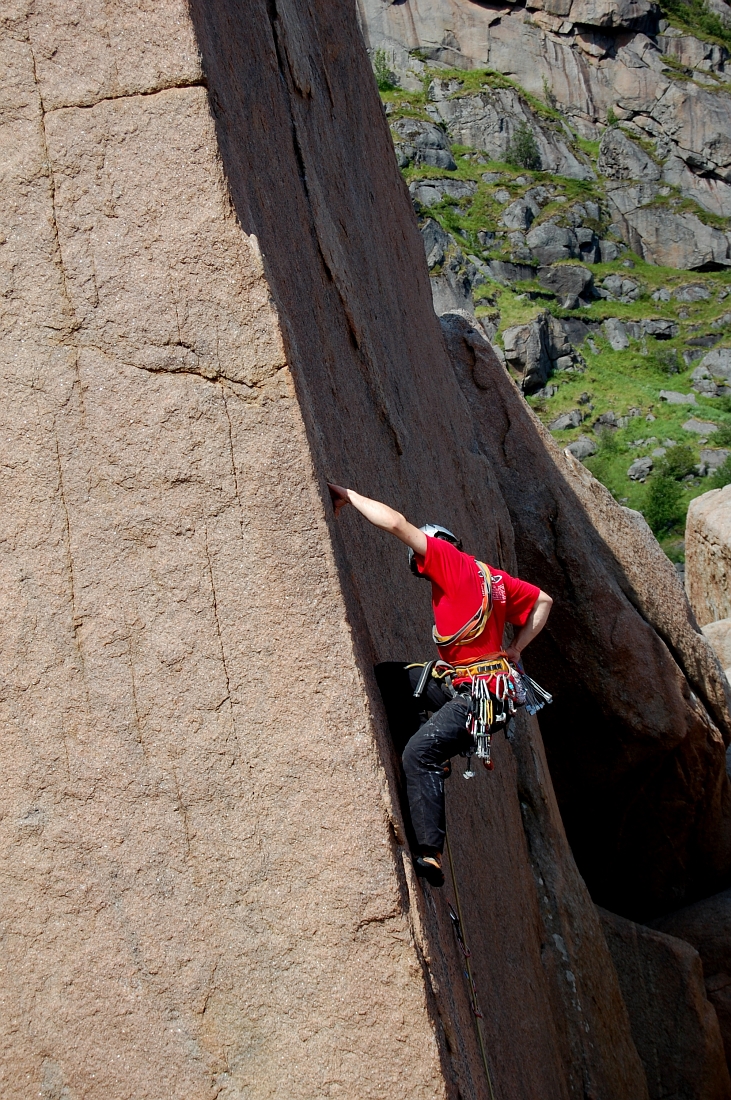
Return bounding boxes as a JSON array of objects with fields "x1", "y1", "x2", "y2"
[
  {"x1": 658, "y1": 444, "x2": 696, "y2": 481},
  {"x1": 506, "y1": 122, "x2": 542, "y2": 171},
  {"x1": 708, "y1": 458, "x2": 731, "y2": 490},
  {"x1": 372, "y1": 49, "x2": 396, "y2": 91},
  {"x1": 645, "y1": 475, "x2": 684, "y2": 534}
]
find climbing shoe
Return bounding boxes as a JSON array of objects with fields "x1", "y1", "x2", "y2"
[{"x1": 415, "y1": 856, "x2": 445, "y2": 888}]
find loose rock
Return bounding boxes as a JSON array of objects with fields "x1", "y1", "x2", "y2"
[
  {"x1": 628, "y1": 456, "x2": 653, "y2": 480},
  {"x1": 660, "y1": 390, "x2": 697, "y2": 404},
  {"x1": 566, "y1": 434, "x2": 598, "y2": 459},
  {"x1": 604, "y1": 317, "x2": 629, "y2": 350},
  {"x1": 549, "y1": 409, "x2": 583, "y2": 431}
]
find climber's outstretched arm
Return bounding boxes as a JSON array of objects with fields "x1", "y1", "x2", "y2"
[
  {"x1": 328, "y1": 484, "x2": 427, "y2": 555},
  {"x1": 505, "y1": 591, "x2": 553, "y2": 664}
]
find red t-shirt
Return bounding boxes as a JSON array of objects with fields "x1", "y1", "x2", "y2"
[{"x1": 415, "y1": 535, "x2": 540, "y2": 666}]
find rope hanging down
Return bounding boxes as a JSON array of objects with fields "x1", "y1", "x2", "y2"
[{"x1": 445, "y1": 831, "x2": 497, "y2": 1100}]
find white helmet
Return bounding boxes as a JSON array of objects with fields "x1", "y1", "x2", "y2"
[{"x1": 409, "y1": 523, "x2": 462, "y2": 576}]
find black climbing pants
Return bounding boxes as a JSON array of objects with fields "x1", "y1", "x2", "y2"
[
  {"x1": 375, "y1": 663, "x2": 475, "y2": 856},
  {"x1": 402, "y1": 693, "x2": 474, "y2": 855}
]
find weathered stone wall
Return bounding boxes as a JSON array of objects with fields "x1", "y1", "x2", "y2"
[
  {"x1": 1, "y1": 2, "x2": 647, "y2": 1097},
  {"x1": 687, "y1": 485, "x2": 731, "y2": 627},
  {"x1": 599, "y1": 907, "x2": 731, "y2": 1100},
  {"x1": 441, "y1": 314, "x2": 731, "y2": 918}
]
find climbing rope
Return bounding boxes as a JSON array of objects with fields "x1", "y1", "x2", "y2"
[{"x1": 444, "y1": 830, "x2": 497, "y2": 1100}]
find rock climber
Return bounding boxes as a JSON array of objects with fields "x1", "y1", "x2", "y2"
[{"x1": 328, "y1": 483, "x2": 553, "y2": 887}]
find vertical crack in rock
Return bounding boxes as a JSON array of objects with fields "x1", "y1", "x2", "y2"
[
  {"x1": 263, "y1": 0, "x2": 406, "y2": 458},
  {"x1": 53, "y1": 431, "x2": 90, "y2": 720},
  {"x1": 202, "y1": 525, "x2": 238, "y2": 754}
]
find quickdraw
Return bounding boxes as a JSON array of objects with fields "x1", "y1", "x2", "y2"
[{"x1": 411, "y1": 654, "x2": 553, "y2": 776}]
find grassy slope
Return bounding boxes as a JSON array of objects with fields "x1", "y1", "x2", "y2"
[{"x1": 382, "y1": 71, "x2": 731, "y2": 562}]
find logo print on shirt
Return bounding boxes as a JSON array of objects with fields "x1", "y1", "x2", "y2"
[{"x1": 491, "y1": 574, "x2": 506, "y2": 602}]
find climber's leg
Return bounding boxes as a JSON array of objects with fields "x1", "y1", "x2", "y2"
[{"x1": 402, "y1": 694, "x2": 473, "y2": 862}]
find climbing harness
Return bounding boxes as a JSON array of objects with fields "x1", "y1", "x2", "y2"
[
  {"x1": 410, "y1": 654, "x2": 552, "y2": 776},
  {"x1": 445, "y1": 830, "x2": 497, "y2": 1100}
]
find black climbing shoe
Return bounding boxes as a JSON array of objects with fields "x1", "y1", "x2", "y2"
[{"x1": 415, "y1": 856, "x2": 445, "y2": 888}]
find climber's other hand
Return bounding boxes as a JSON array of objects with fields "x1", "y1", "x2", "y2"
[{"x1": 328, "y1": 483, "x2": 350, "y2": 516}]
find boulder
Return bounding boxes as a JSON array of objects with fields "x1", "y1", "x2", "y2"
[
  {"x1": 419, "y1": 217, "x2": 452, "y2": 269},
  {"x1": 442, "y1": 313, "x2": 731, "y2": 918},
  {"x1": 575, "y1": 226, "x2": 600, "y2": 264},
  {"x1": 502, "y1": 311, "x2": 582, "y2": 393},
  {"x1": 701, "y1": 449, "x2": 731, "y2": 472},
  {"x1": 549, "y1": 409, "x2": 583, "y2": 431},
  {"x1": 602, "y1": 273, "x2": 640, "y2": 301},
  {"x1": 628, "y1": 456, "x2": 653, "y2": 480},
  {"x1": 693, "y1": 366, "x2": 724, "y2": 397},
  {"x1": 598, "y1": 127, "x2": 662, "y2": 182},
  {"x1": 487, "y1": 259, "x2": 538, "y2": 284},
  {"x1": 502, "y1": 198, "x2": 535, "y2": 230},
  {"x1": 604, "y1": 317, "x2": 630, "y2": 350},
  {"x1": 566, "y1": 434, "x2": 598, "y2": 459},
  {"x1": 594, "y1": 409, "x2": 621, "y2": 429},
  {"x1": 526, "y1": 223, "x2": 578, "y2": 265},
  {"x1": 651, "y1": 888, "x2": 731, "y2": 1075},
  {"x1": 538, "y1": 264, "x2": 594, "y2": 306},
  {"x1": 660, "y1": 390, "x2": 697, "y2": 404},
  {"x1": 607, "y1": 185, "x2": 731, "y2": 270},
  {"x1": 568, "y1": 0, "x2": 654, "y2": 27},
  {"x1": 687, "y1": 485, "x2": 731, "y2": 625},
  {"x1": 391, "y1": 116, "x2": 456, "y2": 170},
  {"x1": 703, "y1": 619, "x2": 731, "y2": 671},
  {"x1": 599, "y1": 239, "x2": 621, "y2": 262},
  {"x1": 599, "y1": 908, "x2": 731, "y2": 1100},
  {"x1": 675, "y1": 284, "x2": 713, "y2": 303},
  {"x1": 701, "y1": 348, "x2": 731, "y2": 383},
  {"x1": 409, "y1": 178, "x2": 478, "y2": 206},
  {"x1": 643, "y1": 318, "x2": 679, "y2": 338},
  {"x1": 685, "y1": 418, "x2": 721, "y2": 434}
]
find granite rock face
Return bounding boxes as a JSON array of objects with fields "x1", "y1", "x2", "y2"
[
  {"x1": 441, "y1": 314, "x2": 731, "y2": 918},
  {"x1": 599, "y1": 908, "x2": 731, "y2": 1100},
  {"x1": 358, "y1": 0, "x2": 731, "y2": 226},
  {"x1": 607, "y1": 184, "x2": 731, "y2": 269},
  {"x1": 0, "y1": 1, "x2": 650, "y2": 1098},
  {"x1": 652, "y1": 888, "x2": 731, "y2": 1072},
  {"x1": 502, "y1": 311, "x2": 583, "y2": 393},
  {"x1": 687, "y1": 485, "x2": 731, "y2": 626},
  {"x1": 703, "y1": 619, "x2": 731, "y2": 676},
  {"x1": 426, "y1": 81, "x2": 594, "y2": 181},
  {"x1": 598, "y1": 127, "x2": 662, "y2": 182}
]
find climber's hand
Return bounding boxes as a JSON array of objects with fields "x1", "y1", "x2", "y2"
[
  {"x1": 328, "y1": 483, "x2": 350, "y2": 516},
  {"x1": 505, "y1": 645, "x2": 522, "y2": 666}
]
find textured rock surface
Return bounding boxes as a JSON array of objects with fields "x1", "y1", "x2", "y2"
[
  {"x1": 426, "y1": 82, "x2": 594, "y2": 180},
  {"x1": 687, "y1": 486, "x2": 731, "y2": 626},
  {"x1": 441, "y1": 314, "x2": 731, "y2": 917},
  {"x1": 598, "y1": 127, "x2": 662, "y2": 182},
  {"x1": 358, "y1": 0, "x2": 731, "y2": 225},
  {"x1": 502, "y1": 310, "x2": 582, "y2": 394},
  {"x1": 607, "y1": 184, "x2": 731, "y2": 269},
  {"x1": 652, "y1": 888, "x2": 731, "y2": 1072},
  {"x1": 1, "y1": 2, "x2": 650, "y2": 1098},
  {"x1": 704, "y1": 619, "x2": 731, "y2": 675},
  {"x1": 599, "y1": 908, "x2": 731, "y2": 1100}
]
